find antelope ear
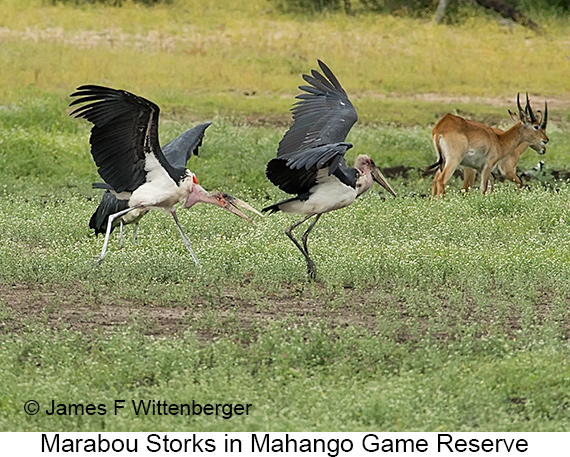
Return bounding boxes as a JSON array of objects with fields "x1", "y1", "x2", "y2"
[{"x1": 508, "y1": 109, "x2": 520, "y2": 123}]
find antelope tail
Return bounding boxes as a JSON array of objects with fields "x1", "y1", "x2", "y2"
[{"x1": 426, "y1": 134, "x2": 445, "y2": 172}]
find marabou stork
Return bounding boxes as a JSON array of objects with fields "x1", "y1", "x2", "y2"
[
  {"x1": 89, "y1": 121, "x2": 211, "y2": 248},
  {"x1": 262, "y1": 60, "x2": 396, "y2": 279},
  {"x1": 70, "y1": 85, "x2": 262, "y2": 265}
]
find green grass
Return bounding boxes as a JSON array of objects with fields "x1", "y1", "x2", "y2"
[
  {"x1": 1, "y1": 0, "x2": 570, "y2": 432},
  {"x1": 2, "y1": 325, "x2": 568, "y2": 431},
  {"x1": 1, "y1": 96, "x2": 568, "y2": 195},
  {"x1": 1, "y1": 187, "x2": 570, "y2": 431}
]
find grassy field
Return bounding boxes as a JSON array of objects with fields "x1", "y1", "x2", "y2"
[{"x1": 1, "y1": 0, "x2": 570, "y2": 432}]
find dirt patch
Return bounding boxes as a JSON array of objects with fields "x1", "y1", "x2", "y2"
[
  {"x1": 368, "y1": 92, "x2": 570, "y2": 110},
  {"x1": 382, "y1": 165, "x2": 570, "y2": 183},
  {"x1": 2, "y1": 282, "x2": 565, "y2": 343},
  {"x1": 0, "y1": 283, "x2": 381, "y2": 341},
  {"x1": 169, "y1": 93, "x2": 570, "y2": 129}
]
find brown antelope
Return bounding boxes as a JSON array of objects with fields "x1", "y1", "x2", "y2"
[
  {"x1": 462, "y1": 120, "x2": 549, "y2": 191},
  {"x1": 462, "y1": 140, "x2": 527, "y2": 192},
  {"x1": 431, "y1": 94, "x2": 548, "y2": 199}
]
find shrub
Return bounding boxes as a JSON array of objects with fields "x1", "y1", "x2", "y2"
[
  {"x1": 270, "y1": 0, "x2": 351, "y2": 13},
  {"x1": 269, "y1": 0, "x2": 570, "y2": 15},
  {"x1": 45, "y1": 0, "x2": 171, "y2": 6}
]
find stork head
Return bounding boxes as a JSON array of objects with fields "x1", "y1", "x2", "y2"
[
  {"x1": 354, "y1": 155, "x2": 396, "y2": 197},
  {"x1": 184, "y1": 182, "x2": 262, "y2": 225},
  {"x1": 208, "y1": 192, "x2": 263, "y2": 225}
]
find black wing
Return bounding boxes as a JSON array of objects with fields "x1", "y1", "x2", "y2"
[
  {"x1": 277, "y1": 60, "x2": 358, "y2": 157},
  {"x1": 69, "y1": 85, "x2": 184, "y2": 193},
  {"x1": 88, "y1": 121, "x2": 212, "y2": 233},
  {"x1": 89, "y1": 190, "x2": 129, "y2": 235},
  {"x1": 162, "y1": 121, "x2": 212, "y2": 169},
  {"x1": 266, "y1": 142, "x2": 355, "y2": 195}
]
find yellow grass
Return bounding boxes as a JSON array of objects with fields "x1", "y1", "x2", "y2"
[{"x1": 1, "y1": 0, "x2": 569, "y2": 118}]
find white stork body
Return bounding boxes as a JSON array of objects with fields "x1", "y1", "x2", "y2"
[
  {"x1": 276, "y1": 169, "x2": 358, "y2": 215},
  {"x1": 128, "y1": 167, "x2": 193, "y2": 212},
  {"x1": 89, "y1": 122, "x2": 213, "y2": 247}
]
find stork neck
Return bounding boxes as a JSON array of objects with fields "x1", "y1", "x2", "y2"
[
  {"x1": 184, "y1": 182, "x2": 227, "y2": 209},
  {"x1": 356, "y1": 170, "x2": 373, "y2": 196},
  {"x1": 184, "y1": 183, "x2": 209, "y2": 208}
]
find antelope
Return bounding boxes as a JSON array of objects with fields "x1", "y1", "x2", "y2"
[
  {"x1": 462, "y1": 122, "x2": 549, "y2": 192},
  {"x1": 462, "y1": 140, "x2": 528, "y2": 192},
  {"x1": 431, "y1": 94, "x2": 548, "y2": 199}
]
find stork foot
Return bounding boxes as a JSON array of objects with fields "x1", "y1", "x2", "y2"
[{"x1": 306, "y1": 260, "x2": 316, "y2": 280}]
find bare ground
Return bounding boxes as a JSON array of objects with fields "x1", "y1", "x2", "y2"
[
  {"x1": 0, "y1": 283, "x2": 381, "y2": 341},
  {"x1": 2, "y1": 281, "x2": 566, "y2": 345}
]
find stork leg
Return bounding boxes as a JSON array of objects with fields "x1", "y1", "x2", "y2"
[
  {"x1": 118, "y1": 220, "x2": 124, "y2": 249},
  {"x1": 132, "y1": 222, "x2": 140, "y2": 245},
  {"x1": 171, "y1": 210, "x2": 200, "y2": 267},
  {"x1": 301, "y1": 214, "x2": 322, "y2": 279},
  {"x1": 285, "y1": 213, "x2": 319, "y2": 279},
  {"x1": 98, "y1": 205, "x2": 143, "y2": 265}
]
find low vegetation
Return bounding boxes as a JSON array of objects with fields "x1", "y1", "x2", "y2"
[{"x1": 1, "y1": 0, "x2": 569, "y2": 432}]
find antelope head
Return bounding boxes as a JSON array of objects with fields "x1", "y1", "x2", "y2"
[{"x1": 509, "y1": 93, "x2": 549, "y2": 155}]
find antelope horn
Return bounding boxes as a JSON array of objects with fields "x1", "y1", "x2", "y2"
[
  {"x1": 516, "y1": 93, "x2": 526, "y2": 120},
  {"x1": 541, "y1": 100, "x2": 548, "y2": 128},
  {"x1": 525, "y1": 92, "x2": 537, "y2": 123}
]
